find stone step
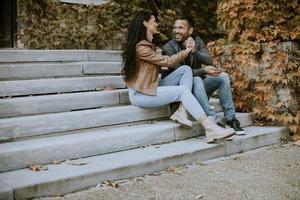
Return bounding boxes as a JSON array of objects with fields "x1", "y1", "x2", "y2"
[
  {"x1": 0, "y1": 76, "x2": 125, "y2": 97},
  {"x1": 0, "y1": 121, "x2": 187, "y2": 172},
  {"x1": 0, "y1": 112, "x2": 252, "y2": 172},
  {"x1": 84, "y1": 62, "x2": 122, "y2": 75},
  {"x1": 0, "y1": 126, "x2": 288, "y2": 200},
  {"x1": 0, "y1": 105, "x2": 170, "y2": 142},
  {"x1": 0, "y1": 50, "x2": 122, "y2": 63},
  {"x1": 0, "y1": 62, "x2": 122, "y2": 80},
  {"x1": 0, "y1": 89, "x2": 129, "y2": 118},
  {"x1": 0, "y1": 88, "x2": 223, "y2": 118}
]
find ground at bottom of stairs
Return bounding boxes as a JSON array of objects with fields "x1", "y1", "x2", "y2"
[{"x1": 36, "y1": 141, "x2": 300, "y2": 200}]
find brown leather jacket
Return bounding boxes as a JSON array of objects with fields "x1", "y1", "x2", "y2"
[{"x1": 126, "y1": 40, "x2": 190, "y2": 95}]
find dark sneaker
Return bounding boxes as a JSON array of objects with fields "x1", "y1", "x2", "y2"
[
  {"x1": 217, "y1": 121, "x2": 225, "y2": 128},
  {"x1": 226, "y1": 117, "x2": 245, "y2": 135}
]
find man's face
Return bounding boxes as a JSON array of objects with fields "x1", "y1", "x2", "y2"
[{"x1": 173, "y1": 20, "x2": 193, "y2": 42}]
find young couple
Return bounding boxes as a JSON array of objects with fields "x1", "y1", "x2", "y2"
[{"x1": 122, "y1": 10, "x2": 245, "y2": 143}]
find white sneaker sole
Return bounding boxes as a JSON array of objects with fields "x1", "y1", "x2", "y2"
[
  {"x1": 236, "y1": 130, "x2": 246, "y2": 135},
  {"x1": 206, "y1": 129, "x2": 236, "y2": 143}
]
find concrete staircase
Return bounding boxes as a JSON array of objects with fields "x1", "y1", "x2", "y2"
[{"x1": 0, "y1": 50, "x2": 288, "y2": 200}]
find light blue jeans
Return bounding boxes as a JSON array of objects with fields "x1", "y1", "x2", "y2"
[
  {"x1": 128, "y1": 65, "x2": 205, "y2": 120},
  {"x1": 193, "y1": 73, "x2": 235, "y2": 121}
]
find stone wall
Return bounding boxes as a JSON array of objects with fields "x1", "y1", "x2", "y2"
[{"x1": 208, "y1": 40, "x2": 299, "y2": 134}]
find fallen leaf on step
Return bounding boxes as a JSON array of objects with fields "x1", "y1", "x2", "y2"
[
  {"x1": 103, "y1": 86, "x2": 115, "y2": 91},
  {"x1": 165, "y1": 167, "x2": 176, "y2": 173},
  {"x1": 52, "y1": 160, "x2": 62, "y2": 165},
  {"x1": 52, "y1": 193, "x2": 64, "y2": 197},
  {"x1": 233, "y1": 156, "x2": 241, "y2": 160},
  {"x1": 280, "y1": 138, "x2": 289, "y2": 144},
  {"x1": 66, "y1": 159, "x2": 87, "y2": 166},
  {"x1": 149, "y1": 172, "x2": 160, "y2": 176},
  {"x1": 196, "y1": 194, "x2": 204, "y2": 199},
  {"x1": 103, "y1": 180, "x2": 119, "y2": 188},
  {"x1": 28, "y1": 163, "x2": 48, "y2": 171}
]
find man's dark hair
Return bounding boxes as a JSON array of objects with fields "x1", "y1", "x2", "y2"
[{"x1": 177, "y1": 14, "x2": 194, "y2": 27}]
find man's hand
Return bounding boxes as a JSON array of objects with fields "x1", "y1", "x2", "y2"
[
  {"x1": 185, "y1": 37, "x2": 196, "y2": 53},
  {"x1": 204, "y1": 66, "x2": 222, "y2": 76}
]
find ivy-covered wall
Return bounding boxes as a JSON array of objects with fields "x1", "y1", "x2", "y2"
[
  {"x1": 17, "y1": 0, "x2": 136, "y2": 49},
  {"x1": 16, "y1": 0, "x2": 219, "y2": 49},
  {"x1": 208, "y1": 0, "x2": 300, "y2": 136}
]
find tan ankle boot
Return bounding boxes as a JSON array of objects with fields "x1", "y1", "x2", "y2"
[
  {"x1": 170, "y1": 104, "x2": 193, "y2": 128},
  {"x1": 199, "y1": 116, "x2": 236, "y2": 143}
]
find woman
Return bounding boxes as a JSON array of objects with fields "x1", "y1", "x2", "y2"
[{"x1": 122, "y1": 10, "x2": 235, "y2": 143}]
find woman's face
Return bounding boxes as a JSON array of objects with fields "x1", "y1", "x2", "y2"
[{"x1": 144, "y1": 15, "x2": 158, "y2": 34}]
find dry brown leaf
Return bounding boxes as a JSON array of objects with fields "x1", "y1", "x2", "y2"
[
  {"x1": 233, "y1": 156, "x2": 241, "y2": 160},
  {"x1": 103, "y1": 180, "x2": 119, "y2": 188},
  {"x1": 28, "y1": 163, "x2": 48, "y2": 171},
  {"x1": 280, "y1": 138, "x2": 289, "y2": 145},
  {"x1": 95, "y1": 88, "x2": 103, "y2": 91},
  {"x1": 52, "y1": 160, "x2": 62, "y2": 165},
  {"x1": 149, "y1": 172, "x2": 160, "y2": 176},
  {"x1": 103, "y1": 86, "x2": 114, "y2": 91},
  {"x1": 52, "y1": 193, "x2": 64, "y2": 197},
  {"x1": 165, "y1": 167, "x2": 176, "y2": 173}
]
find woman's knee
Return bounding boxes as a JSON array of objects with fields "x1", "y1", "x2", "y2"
[
  {"x1": 177, "y1": 65, "x2": 192, "y2": 74},
  {"x1": 177, "y1": 85, "x2": 190, "y2": 94}
]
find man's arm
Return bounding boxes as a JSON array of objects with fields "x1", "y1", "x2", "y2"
[
  {"x1": 193, "y1": 37, "x2": 212, "y2": 66},
  {"x1": 162, "y1": 42, "x2": 183, "y2": 69}
]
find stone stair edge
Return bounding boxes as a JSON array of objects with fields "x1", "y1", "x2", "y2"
[
  {"x1": 0, "y1": 75, "x2": 126, "y2": 97},
  {"x1": 0, "y1": 49, "x2": 122, "y2": 52},
  {"x1": 0, "y1": 61, "x2": 123, "y2": 81},
  {"x1": 0, "y1": 114, "x2": 258, "y2": 173},
  {"x1": 0, "y1": 105, "x2": 171, "y2": 142},
  {"x1": 0, "y1": 111, "x2": 253, "y2": 142},
  {"x1": 0, "y1": 89, "x2": 222, "y2": 119},
  {"x1": 0, "y1": 89, "x2": 129, "y2": 118},
  {"x1": 0, "y1": 126, "x2": 288, "y2": 200},
  {"x1": 0, "y1": 49, "x2": 122, "y2": 63},
  {"x1": 0, "y1": 120, "x2": 186, "y2": 172}
]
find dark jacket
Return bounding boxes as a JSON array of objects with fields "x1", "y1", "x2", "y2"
[
  {"x1": 162, "y1": 36, "x2": 212, "y2": 79},
  {"x1": 126, "y1": 40, "x2": 190, "y2": 96}
]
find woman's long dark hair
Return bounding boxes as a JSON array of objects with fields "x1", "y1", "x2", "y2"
[{"x1": 122, "y1": 10, "x2": 155, "y2": 81}]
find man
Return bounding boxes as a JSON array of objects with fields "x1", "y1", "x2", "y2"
[{"x1": 162, "y1": 15, "x2": 245, "y2": 134}]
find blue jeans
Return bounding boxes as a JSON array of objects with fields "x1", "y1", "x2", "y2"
[
  {"x1": 128, "y1": 65, "x2": 205, "y2": 120},
  {"x1": 193, "y1": 73, "x2": 235, "y2": 121}
]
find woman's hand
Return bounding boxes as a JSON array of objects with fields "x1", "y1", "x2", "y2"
[
  {"x1": 185, "y1": 47, "x2": 193, "y2": 53},
  {"x1": 185, "y1": 37, "x2": 196, "y2": 53}
]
